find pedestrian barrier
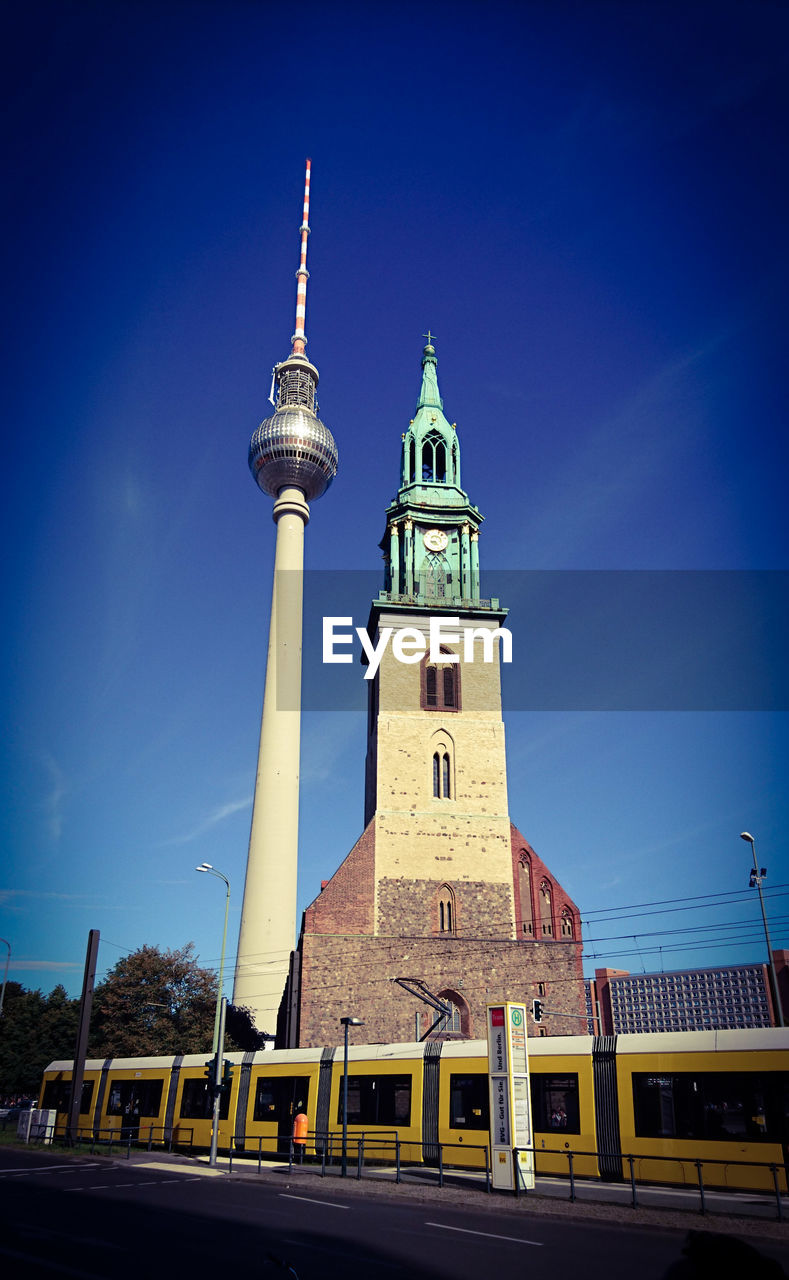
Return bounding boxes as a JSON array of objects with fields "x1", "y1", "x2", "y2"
[
  {"x1": 49, "y1": 1124, "x2": 195, "y2": 1158},
  {"x1": 227, "y1": 1129, "x2": 491, "y2": 1190},
  {"x1": 222, "y1": 1129, "x2": 784, "y2": 1220},
  {"x1": 512, "y1": 1144, "x2": 785, "y2": 1220}
]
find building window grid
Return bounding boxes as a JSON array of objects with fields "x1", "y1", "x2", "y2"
[{"x1": 607, "y1": 963, "x2": 773, "y2": 1034}]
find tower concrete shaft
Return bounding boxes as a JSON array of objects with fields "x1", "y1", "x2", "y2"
[{"x1": 234, "y1": 487, "x2": 310, "y2": 1032}]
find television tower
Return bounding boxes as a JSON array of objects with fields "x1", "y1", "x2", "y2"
[{"x1": 233, "y1": 160, "x2": 338, "y2": 1034}]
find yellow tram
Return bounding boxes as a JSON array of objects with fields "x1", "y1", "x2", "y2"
[{"x1": 40, "y1": 1027, "x2": 788, "y2": 1192}]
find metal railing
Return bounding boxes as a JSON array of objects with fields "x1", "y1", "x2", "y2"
[
  {"x1": 513, "y1": 1144, "x2": 786, "y2": 1220},
  {"x1": 50, "y1": 1124, "x2": 195, "y2": 1158},
  {"x1": 227, "y1": 1129, "x2": 491, "y2": 1190}
]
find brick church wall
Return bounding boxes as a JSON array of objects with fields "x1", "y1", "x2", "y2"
[
  {"x1": 298, "y1": 819, "x2": 586, "y2": 1047},
  {"x1": 377, "y1": 877, "x2": 513, "y2": 938},
  {"x1": 297, "y1": 931, "x2": 584, "y2": 1047},
  {"x1": 510, "y1": 823, "x2": 582, "y2": 940},
  {"x1": 302, "y1": 820, "x2": 376, "y2": 936}
]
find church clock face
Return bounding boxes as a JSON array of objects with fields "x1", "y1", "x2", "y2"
[{"x1": 423, "y1": 528, "x2": 448, "y2": 552}]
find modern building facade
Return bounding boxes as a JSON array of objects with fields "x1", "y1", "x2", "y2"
[
  {"x1": 586, "y1": 951, "x2": 789, "y2": 1035},
  {"x1": 284, "y1": 341, "x2": 585, "y2": 1047}
]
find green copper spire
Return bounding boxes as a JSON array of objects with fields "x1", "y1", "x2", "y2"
[
  {"x1": 375, "y1": 336, "x2": 489, "y2": 608},
  {"x1": 401, "y1": 339, "x2": 460, "y2": 491},
  {"x1": 416, "y1": 336, "x2": 443, "y2": 411}
]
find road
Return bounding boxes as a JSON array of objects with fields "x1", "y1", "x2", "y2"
[{"x1": 0, "y1": 1149, "x2": 786, "y2": 1280}]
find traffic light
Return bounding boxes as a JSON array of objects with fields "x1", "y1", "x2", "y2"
[
  {"x1": 220, "y1": 1060, "x2": 233, "y2": 1093},
  {"x1": 204, "y1": 1057, "x2": 217, "y2": 1088},
  {"x1": 532, "y1": 999, "x2": 544, "y2": 1024}
]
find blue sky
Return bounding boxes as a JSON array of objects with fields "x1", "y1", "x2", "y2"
[{"x1": 2, "y1": 0, "x2": 787, "y2": 1005}]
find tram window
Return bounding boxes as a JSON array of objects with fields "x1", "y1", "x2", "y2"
[
  {"x1": 449, "y1": 1073, "x2": 489, "y2": 1130},
  {"x1": 254, "y1": 1079, "x2": 279, "y2": 1121},
  {"x1": 632, "y1": 1072, "x2": 789, "y2": 1143},
  {"x1": 42, "y1": 1079, "x2": 94, "y2": 1115},
  {"x1": 107, "y1": 1079, "x2": 163, "y2": 1118},
  {"x1": 338, "y1": 1075, "x2": 412, "y2": 1126},
  {"x1": 252, "y1": 1077, "x2": 310, "y2": 1124},
  {"x1": 530, "y1": 1074, "x2": 580, "y2": 1134},
  {"x1": 179, "y1": 1078, "x2": 229, "y2": 1121}
]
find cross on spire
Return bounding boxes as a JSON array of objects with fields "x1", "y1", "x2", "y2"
[{"x1": 422, "y1": 330, "x2": 437, "y2": 346}]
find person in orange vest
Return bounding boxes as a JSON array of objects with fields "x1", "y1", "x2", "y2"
[{"x1": 292, "y1": 1109, "x2": 308, "y2": 1163}]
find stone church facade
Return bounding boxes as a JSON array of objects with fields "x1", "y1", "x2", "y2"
[{"x1": 284, "y1": 341, "x2": 584, "y2": 1046}]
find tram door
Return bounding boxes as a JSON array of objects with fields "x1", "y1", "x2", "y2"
[{"x1": 276, "y1": 1076, "x2": 310, "y2": 1153}]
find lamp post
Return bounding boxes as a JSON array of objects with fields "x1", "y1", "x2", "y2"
[
  {"x1": 196, "y1": 863, "x2": 231, "y2": 1166},
  {"x1": 740, "y1": 832, "x2": 784, "y2": 1027},
  {"x1": 340, "y1": 1016, "x2": 363, "y2": 1177},
  {"x1": 0, "y1": 938, "x2": 10, "y2": 1017}
]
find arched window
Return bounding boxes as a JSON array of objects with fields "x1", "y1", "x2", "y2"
[
  {"x1": 443, "y1": 666, "x2": 456, "y2": 707},
  {"x1": 436, "y1": 885, "x2": 457, "y2": 935},
  {"x1": 560, "y1": 909, "x2": 574, "y2": 939},
  {"x1": 421, "y1": 430, "x2": 445, "y2": 482},
  {"x1": 421, "y1": 649, "x2": 461, "y2": 712},
  {"x1": 436, "y1": 988, "x2": 470, "y2": 1037},
  {"x1": 518, "y1": 853, "x2": 533, "y2": 936},
  {"x1": 440, "y1": 1000, "x2": 461, "y2": 1032},
  {"x1": 540, "y1": 880, "x2": 553, "y2": 937},
  {"x1": 426, "y1": 665, "x2": 437, "y2": 706},
  {"x1": 408, "y1": 438, "x2": 416, "y2": 484},
  {"x1": 432, "y1": 750, "x2": 452, "y2": 799},
  {"x1": 421, "y1": 441, "x2": 432, "y2": 480}
]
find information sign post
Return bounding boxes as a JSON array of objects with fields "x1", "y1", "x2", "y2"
[{"x1": 487, "y1": 1002, "x2": 535, "y2": 1192}]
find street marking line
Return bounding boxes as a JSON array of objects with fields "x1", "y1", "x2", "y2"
[
  {"x1": 425, "y1": 1222, "x2": 544, "y2": 1247},
  {"x1": 280, "y1": 1193, "x2": 349, "y2": 1210}
]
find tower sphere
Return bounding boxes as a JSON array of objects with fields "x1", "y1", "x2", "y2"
[
  {"x1": 249, "y1": 406, "x2": 337, "y2": 501},
  {"x1": 249, "y1": 386, "x2": 338, "y2": 501},
  {"x1": 249, "y1": 349, "x2": 337, "y2": 501}
]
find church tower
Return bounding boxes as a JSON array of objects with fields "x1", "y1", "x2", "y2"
[{"x1": 293, "y1": 340, "x2": 583, "y2": 1046}]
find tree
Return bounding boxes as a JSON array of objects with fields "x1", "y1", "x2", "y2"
[
  {"x1": 225, "y1": 1002, "x2": 268, "y2": 1051},
  {"x1": 88, "y1": 943, "x2": 225, "y2": 1058},
  {"x1": 0, "y1": 983, "x2": 80, "y2": 1097}
]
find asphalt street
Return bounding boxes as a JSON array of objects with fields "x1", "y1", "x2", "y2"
[{"x1": 1, "y1": 1149, "x2": 788, "y2": 1280}]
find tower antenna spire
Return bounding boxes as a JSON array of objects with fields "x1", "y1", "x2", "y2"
[{"x1": 291, "y1": 158, "x2": 312, "y2": 357}]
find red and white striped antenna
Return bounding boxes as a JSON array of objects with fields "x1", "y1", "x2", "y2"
[{"x1": 291, "y1": 158, "x2": 312, "y2": 357}]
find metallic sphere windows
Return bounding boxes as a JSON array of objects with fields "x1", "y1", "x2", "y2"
[{"x1": 249, "y1": 406, "x2": 338, "y2": 501}]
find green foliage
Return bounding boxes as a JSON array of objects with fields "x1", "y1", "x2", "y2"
[
  {"x1": 0, "y1": 983, "x2": 80, "y2": 1097},
  {"x1": 225, "y1": 1002, "x2": 268, "y2": 1050},
  {"x1": 0, "y1": 945, "x2": 234, "y2": 1096},
  {"x1": 87, "y1": 942, "x2": 223, "y2": 1058}
]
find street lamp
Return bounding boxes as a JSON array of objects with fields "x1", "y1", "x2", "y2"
[
  {"x1": 740, "y1": 833, "x2": 784, "y2": 1027},
  {"x1": 196, "y1": 863, "x2": 231, "y2": 1166},
  {"x1": 340, "y1": 1016, "x2": 363, "y2": 1177}
]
